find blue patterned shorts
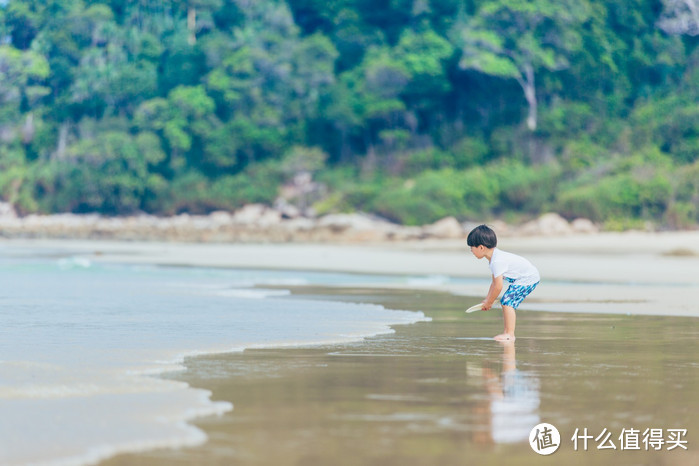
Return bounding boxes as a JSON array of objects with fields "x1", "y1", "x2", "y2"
[{"x1": 500, "y1": 279, "x2": 539, "y2": 310}]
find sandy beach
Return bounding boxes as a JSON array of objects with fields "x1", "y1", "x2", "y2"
[
  {"x1": 5, "y1": 230, "x2": 699, "y2": 317},
  {"x1": 2, "y1": 233, "x2": 697, "y2": 465}
]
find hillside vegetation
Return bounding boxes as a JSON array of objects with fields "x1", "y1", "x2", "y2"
[{"x1": 0, "y1": 0, "x2": 697, "y2": 229}]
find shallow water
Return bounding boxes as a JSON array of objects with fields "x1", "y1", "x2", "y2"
[
  {"x1": 104, "y1": 287, "x2": 699, "y2": 466},
  {"x1": 0, "y1": 258, "x2": 429, "y2": 466}
]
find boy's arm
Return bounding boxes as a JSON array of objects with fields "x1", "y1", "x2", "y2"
[{"x1": 482, "y1": 275, "x2": 503, "y2": 310}]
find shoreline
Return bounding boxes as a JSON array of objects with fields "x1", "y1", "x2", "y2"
[
  {"x1": 0, "y1": 255, "x2": 430, "y2": 466},
  {"x1": 3, "y1": 231, "x2": 698, "y2": 317},
  {"x1": 4, "y1": 236, "x2": 696, "y2": 465},
  {"x1": 101, "y1": 285, "x2": 699, "y2": 466}
]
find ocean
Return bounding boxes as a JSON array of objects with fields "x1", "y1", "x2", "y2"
[{"x1": 0, "y1": 251, "x2": 432, "y2": 466}]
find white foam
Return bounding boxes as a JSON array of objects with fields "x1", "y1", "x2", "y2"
[
  {"x1": 214, "y1": 288, "x2": 292, "y2": 299},
  {"x1": 56, "y1": 256, "x2": 92, "y2": 269},
  {"x1": 0, "y1": 260, "x2": 428, "y2": 466},
  {"x1": 406, "y1": 274, "x2": 451, "y2": 286}
]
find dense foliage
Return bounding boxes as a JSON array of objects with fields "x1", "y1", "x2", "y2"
[{"x1": 0, "y1": 0, "x2": 697, "y2": 228}]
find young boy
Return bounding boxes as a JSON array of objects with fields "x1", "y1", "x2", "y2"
[{"x1": 467, "y1": 225, "x2": 540, "y2": 342}]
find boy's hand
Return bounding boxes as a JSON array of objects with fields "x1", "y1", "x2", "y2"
[{"x1": 483, "y1": 275, "x2": 503, "y2": 312}]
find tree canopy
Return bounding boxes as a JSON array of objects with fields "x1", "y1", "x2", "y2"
[{"x1": 0, "y1": 0, "x2": 697, "y2": 228}]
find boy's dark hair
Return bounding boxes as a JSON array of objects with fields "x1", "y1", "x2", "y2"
[{"x1": 467, "y1": 225, "x2": 497, "y2": 248}]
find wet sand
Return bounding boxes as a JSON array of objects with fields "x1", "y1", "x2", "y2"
[
  {"x1": 102, "y1": 287, "x2": 699, "y2": 466},
  {"x1": 5, "y1": 232, "x2": 699, "y2": 317}
]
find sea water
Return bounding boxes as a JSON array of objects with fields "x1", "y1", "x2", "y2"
[{"x1": 0, "y1": 254, "x2": 431, "y2": 466}]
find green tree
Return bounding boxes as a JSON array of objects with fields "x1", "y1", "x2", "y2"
[
  {"x1": 39, "y1": 129, "x2": 165, "y2": 213},
  {"x1": 135, "y1": 85, "x2": 217, "y2": 170},
  {"x1": 394, "y1": 27, "x2": 453, "y2": 112},
  {"x1": 333, "y1": 45, "x2": 412, "y2": 168},
  {"x1": 453, "y1": 0, "x2": 590, "y2": 130},
  {"x1": 205, "y1": 2, "x2": 338, "y2": 165},
  {"x1": 0, "y1": 45, "x2": 50, "y2": 120}
]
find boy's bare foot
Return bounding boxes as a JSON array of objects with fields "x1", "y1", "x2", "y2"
[{"x1": 493, "y1": 333, "x2": 515, "y2": 342}]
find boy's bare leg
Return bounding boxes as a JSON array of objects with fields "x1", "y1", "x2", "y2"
[{"x1": 494, "y1": 305, "x2": 516, "y2": 341}]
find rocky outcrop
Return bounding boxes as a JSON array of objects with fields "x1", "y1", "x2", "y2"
[
  {"x1": 0, "y1": 202, "x2": 600, "y2": 243},
  {"x1": 519, "y1": 213, "x2": 599, "y2": 236},
  {"x1": 423, "y1": 217, "x2": 464, "y2": 239},
  {"x1": 520, "y1": 213, "x2": 573, "y2": 236}
]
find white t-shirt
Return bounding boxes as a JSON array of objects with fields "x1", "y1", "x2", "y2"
[{"x1": 489, "y1": 248, "x2": 540, "y2": 286}]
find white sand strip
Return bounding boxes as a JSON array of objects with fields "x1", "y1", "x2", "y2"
[{"x1": 2, "y1": 232, "x2": 698, "y2": 317}]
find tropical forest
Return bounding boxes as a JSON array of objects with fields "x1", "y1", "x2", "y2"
[{"x1": 1, "y1": 0, "x2": 698, "y2": 229}]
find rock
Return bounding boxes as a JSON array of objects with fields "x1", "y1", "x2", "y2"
[
  {"x1": 461, "y1": 221, "x2": 481, "y2": 234},
  {"x1": 282, "y1": 217, "x2": 317, "y2": 232},
  {"x1": 317, "y1": 213, "x2": 379, "y2": 232},
  {"x1": 273, "y1": 199, "x2": 301, "y2": 219},
  {"x1": 0, "y1": 202, "x2": 17, "y2": 219},
  {"x1": 571, "y1": 218, "x2": 598, "y2": 234},
  {"x1": 315, "y1": 213, "x2": 394, "y2": 242},
  {"x1": 423, "y1": 216, "x2": 464, "y2": 239},
  {"x1": 258, "y1": 210, "x2": 282, "y2": 227},
  {"x1": 461, "y1": 220, "x2": 512, "y2": 237},
  {"x1": 208, "y1": 211, "x2": 234, "y2": 226},
  {"x1": 191, "y1": 215, "x2": 216, "y2": 230},
  {"x1": 538, "y1": 213, "x2": 573, "y2": 235},
  {"x1": 0, "y1": 203, "x2": 604, "y2": 243},
  {"x1": 232, "y1": 204, "x2": 266, "y2": 224},
  {"x1": 232, "y1": 204, "x2": 280, "y2": 226},
  {"x1": 520, "y1": 213, "x2": 573, "y2": 236},
  {"x1": 488, "y1": 220, "x2": 511, "y2": 236},
  {"x1": 387, "y1": 226, "x2": 425, "y2": 241}
]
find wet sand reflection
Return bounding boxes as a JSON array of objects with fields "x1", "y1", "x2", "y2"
[
  {"x1": 478, "y1": 341, "x2": 540, "y2": 444},
  {"x1": 103, "y1": 287, "x2": 699, "y2": 466}
]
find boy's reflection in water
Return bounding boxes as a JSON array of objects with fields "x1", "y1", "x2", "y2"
[{"x1": 472, "y1": 341, "x2": 540, "y2": 445}]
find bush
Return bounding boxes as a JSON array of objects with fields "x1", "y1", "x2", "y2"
[
  {"x1": 370, "y1": 171, "x2": 460, "y2": 225},
  {"x1": 487, "y1": 161, "x2": 560, "y2": 214},
  {"x1": 458, "y1": 167, "x2": 501, "y2": 215},
  {"x1": 560, "y1": 138, "x2": 609, "y2": 174},
  {"x1": 665, "y1": 202, "x2": 697, "y2": 229},
  {"x1": 448, "y1": 136, "x2": 491, "y2": 169},
  {"x1": 159, "y1": 162, "x2": 283, "y2": 214},
  {"x1": 539, "y1": 101, "x2": 596, "y2": 138},
  {"x1": 556, "y1": 171, "x2": 672, "y2": 222},
  {"x1": 400, "y1": 141, "x2": 488, "y2": 177},
  {"x1": 370, "y1": 186, "x2": 451, "y2": 225},
  {"x1": 631, "y1": 95, "x2": 699, "y2": 163},
  {"x1": 31, "y1": 131, "x2": 162, "y2": 214},
  {"x1": 402, "y1": 147, "x2": 455, "y2": 175},
  {"x1": 220, "y1": 162, "x2": 284, "y2": 206},
  {"x1": 369, "y1": 168, "x2": 499, "y2": 225},
  {"x1": 666, "y1": 160, "x2": 699, "y2": 228},
  {"x1": 311, "y1": 166, "x2": 376, "y2": 214},
  {"x1": 0, "y1": 163, "x2": 40, "y2": 214}
]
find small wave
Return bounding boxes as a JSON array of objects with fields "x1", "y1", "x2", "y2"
[
  {"x1": 406, "y1": 275, "x2": 451, "y2": 286},
  {"x1": 215, "y1": 288, "x2": 292, "y2": 299},
  {"x1": 0, "y1": 260, "x2": 430, "y2": 466},
  {"x1": 57, "y1": 257, "x2": 92, "y2": 269}
]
